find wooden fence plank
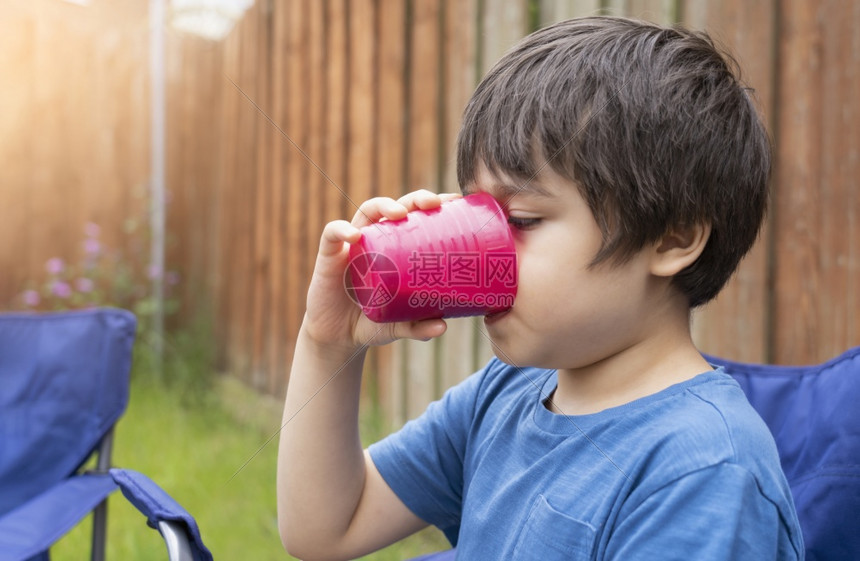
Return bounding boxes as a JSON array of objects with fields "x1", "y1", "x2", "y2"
[
  {"x1": 251, "y1": 3, "x2": 272, "y2": 390},
  {"x1": 539, "y1": 0, "x2": 601, "y2": 26},
  {"x1": 267, "y1": 0, "x2": 289, "y2": 396},
  {"x1": 480, "y1": 0, "x2": 530, "y2": 74},
  {"x1": 0, "y1": 5, "x2": 35, "y2": 303},
  {"x1": 843, "y1": 0, "x2": 860, "y2": 353},
  {"x1": 194, "y1": 41, "x2": 222, "y2": 326},
  {"x1": 165, "y1": 32, "x2": 186, "y2": 329},
  {"x1": 229, "y1": 11, "x2": 261, "y2": 381},
  {"x1": 347, "y1": 0, "x2": 376, "y2": 208},
  {"x1": 323, "y1": 0, "x2": 349, "y2": 228},
  {"x1": 306, "y1": 0, "x2": 328, "y2": 294},
  {"x1": 626, "y1": 0, "x2": 676, "y2": 22},
  {"x1": 772, "y1": 0, "x2": 824, "y2": 364},
  {"x1": 601, "y1": 0, "x2": 627, "y2": 16},
  {"x1": 800, "y1": 0, "x2": 858, "y2": 362},
  {"x1": 217, "y1": 21, "x2": 241, "y2": 371},
  {"x1": 284, "y1": 0, "x2": 308, "y2": 392}
]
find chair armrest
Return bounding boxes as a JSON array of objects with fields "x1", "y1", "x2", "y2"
[
  {"x1": 0, "y1": 470, "x2": 211, "y2": 561},
  {"x1": 0, "y1": 474, "x2": 117, "y2": 561},
  {"x1": 109, "y1": 468, "x2": 212, "y2": 561}
]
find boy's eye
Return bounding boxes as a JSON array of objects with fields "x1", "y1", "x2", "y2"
[{"x1": 507, "y1": 216, "x2": 541, "y2": 230}]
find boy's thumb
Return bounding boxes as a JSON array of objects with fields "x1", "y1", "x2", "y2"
[{"x1": 398, "y1": 318, "x2": 447, "y2": 342}]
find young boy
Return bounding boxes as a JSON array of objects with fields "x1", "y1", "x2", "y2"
[{"x1": 278, "y1": 16, "x2": 804, "y2": 561}]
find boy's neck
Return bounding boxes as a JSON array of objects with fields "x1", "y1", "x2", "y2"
[{"x1": 548, "y1": 309, "x2": 711, "y2": 417}]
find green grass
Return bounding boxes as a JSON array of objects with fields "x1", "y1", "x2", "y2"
[{"x1": 50, "y1": 341, "x2": 448, "y2": 560}]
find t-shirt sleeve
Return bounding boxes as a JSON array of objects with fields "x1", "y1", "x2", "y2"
[
  {"x1": 605, "y1": 462, "x2": 804, "y2": 560},
  {"x1": 368, "y1": 366, "x2": 486, "y2": 545}
]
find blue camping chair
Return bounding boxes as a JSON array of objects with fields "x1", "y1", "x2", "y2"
[
  {"x1": 409, "y1": 347, "x2": 860, "y2": 561},
  {"x1": 709, "y1": 348, "x2": 860, "y2": 561},
  {"x1": 0, "y1": 308, "x2": 211, "y2": 561}
]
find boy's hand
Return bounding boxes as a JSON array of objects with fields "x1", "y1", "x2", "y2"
[{"x1": 302, "y1": 189, "x2": 460, "y2": 352}]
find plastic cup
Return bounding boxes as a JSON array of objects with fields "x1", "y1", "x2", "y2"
[{"x1": 345, "y1": 192, "x2": 518, "y2": 323}]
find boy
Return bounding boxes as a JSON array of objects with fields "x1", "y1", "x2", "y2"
[{"x1": 278, "y1": 16, "x2": 804, "y2": 560}]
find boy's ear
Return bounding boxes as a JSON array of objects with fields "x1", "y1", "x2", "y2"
[{"x1": 649, "y1": 222, "x2": 712, "y2": 277}]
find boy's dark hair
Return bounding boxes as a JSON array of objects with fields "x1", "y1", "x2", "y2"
[{"x1": 456, "y1": 16, "x2": 771, "y2": 307}]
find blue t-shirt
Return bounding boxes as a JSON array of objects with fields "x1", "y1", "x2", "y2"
[{"x1": 368, "y1": 358, "x2": 804, "y2": 560}]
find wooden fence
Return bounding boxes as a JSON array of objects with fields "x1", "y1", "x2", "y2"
[
  {"x1": 1, "y1": 0, "x2": 858, "y2": 426},
  {"x1": 0, "y1": 1, "x2": 150, "y2": 308}
]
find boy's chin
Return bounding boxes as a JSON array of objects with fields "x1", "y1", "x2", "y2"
[{"x1": 489, "y1": 343, "x2": 551, "y2": 371}]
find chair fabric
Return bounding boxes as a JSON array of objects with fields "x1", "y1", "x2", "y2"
[
  {"x1": 709, "y1": 347, "x2": 860, "y2": 561},
  {"x1": 0, "y1": 474, "x2": 117, "y2": 561},
  {"x1": 410, "y1": 348, "x2": 860, "y2": 561},
  {"x1": 0, "y1": 308, "x2": 135, "y2": 516},
  {"x1": 111, "y1": 468, "x2": 213, "y2": 561},
  {"x1": 0, "y1": 308, "x2": 211, "y2": 561}
]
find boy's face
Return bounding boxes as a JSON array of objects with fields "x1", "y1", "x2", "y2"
[{"x1": 466, "y1": 161, "x2": 662, "y2": 371}]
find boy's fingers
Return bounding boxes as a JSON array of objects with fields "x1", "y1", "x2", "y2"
[
  {"x1": 352, "y1": 197, "x2": 408, "y2": 228},
  {"x1": 350, "y1": 190, "x2": 459, "y2": 230},
  {"x1": 396, "y1": 189, "x2": 443, "y2": 211},
  {"x1": 318, "y1": 220, "x2": 361, "y2": 257},
  {"x1": 359, "y1": 318, "x2": 446, "y2": 346},
  {"x1": 389, "y1": 318, "x2": 448, "y2": 343}
]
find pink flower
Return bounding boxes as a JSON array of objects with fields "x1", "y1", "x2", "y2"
[
  {"x1": 76, "y1": 277, "x2": 95, "y2": 293},
  {"x1": 147, "y1": 264, "x2": 162, "y2": 280},
  {"x1": 51, "y1": 281, "x2": 72, "y2": 299},
  {"x1": 45, "y1": 258, "x2": 65, "y2": 275},
  {"x1": 83, "y1": 238, "x2": 101, "y2": 256},
  {"x1": 166, "y1": 271, "x2": 180, "y2": 286},
  {"x1": 84, "y1": 222, "x2": 101, "y2": 238},
  {"x1": 22, "y1": 290, "x2": 40, "y2": 307}
]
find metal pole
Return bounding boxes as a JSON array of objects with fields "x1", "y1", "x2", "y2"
[
  {"x1": 149, "y1": 0, "x2": 166, "y2": 370},
  {"x1": 90, "y1": 428, "x2": 115, "y2": 561}
]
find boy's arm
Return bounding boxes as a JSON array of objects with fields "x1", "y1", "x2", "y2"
[
  {"x1": 277, "y1": 191, "x2": 456, "y2": 560},
  {"x1": 277, "y1": 328, "x2": 427, "y2": 560}
]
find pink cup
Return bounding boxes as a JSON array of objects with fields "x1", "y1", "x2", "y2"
[{"x1": 345, "y1": 192, "x2": 518, "y2": 323}]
